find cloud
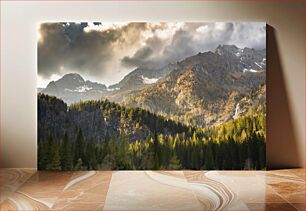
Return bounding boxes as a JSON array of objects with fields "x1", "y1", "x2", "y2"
[
  {"x1": 38, "y1": 23, "x2": 70, "y2": 78},
  {"x1": 121, "y1": 36, "x2": 166, "y2": 68},
  {"x1": 122, "y1": 46, "x2": 153, "y2": 68},
  {"x1": 120, "y1": 22, "x2": 265, "y2": 70},
  {"x1": 230, "y1": 22, "x2": 266, "y2": 50},
  {"x1": 38, "y1": 22, "x2": 147, "y2": 80},
  {"x1": 38, "y1": 22, "x2": 266, "y2": 85}
]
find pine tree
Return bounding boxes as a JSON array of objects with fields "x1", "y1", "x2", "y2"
[
  {"x1": 204, "y1": 142, "x2": 215, "y2": 170},
  {"x1": 115, "y1": 133, "x2": 131, "y2": 169},
  {"x1": 75, "y1": 158, "x2": 84, "y2": 170},
  {"x1": 168, "y1": 154, "x2": 182, "y2": 170},
  {"x1": 38, "y1": 140, "x2": 46, "y2": 170},
  {"x1": 74, "y1": 128, "x2": 84, "y2": 166},
  {"x1": 258, "y1": 136, "x2": 266, "y2": 169},
  {"x1": 46, "y1": 135, "x2": 61, "y2": 170},
  {"x1": 60, "y1": 133, "x2": 73, "y2": 170},
  {"x1": 152, "y1": 131, "x2": 160, "y2": 169},
  {"x1": 229, "y1": 137, "x2": 240, "y2": 169},
  {"x1": 85, "y1": 138, "x2": 97, "y2": 170}
]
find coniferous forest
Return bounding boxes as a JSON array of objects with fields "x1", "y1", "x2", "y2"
[{"x1": 38, "y1": 93, "x2": 266, "y2": 170}]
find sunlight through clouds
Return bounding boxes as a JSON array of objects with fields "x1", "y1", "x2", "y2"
[{"x1": 38, "y1": 22, "x2": 266, "y2": 87}]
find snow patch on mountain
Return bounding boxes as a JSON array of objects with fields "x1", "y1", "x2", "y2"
[
  {"x1": 106, "y1": 87, "x2": 120, "y2": 92},
  {"x1": 235, "y1": 49, "x2": 243, "y2": 57},
  {"x1": 65, "y1": 85, "x2": 93, "y2": 92},
  {"x1": 243, "y1": 68, "x2": 260, "y2": 73},
  {"x1": 141, "y1": 75, "x2": 160, "y2": 84}
]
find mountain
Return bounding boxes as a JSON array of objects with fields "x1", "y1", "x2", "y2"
[
  {"x1": 110, "y1": 63, "x2": 177, "y2": 90},
  {"x1": 122, "y1": 45, "x2": 266, "y2": 127},
  {"x1": 40, "y1": 73, "x2": 108, "y2": 104},
  {"x1": 214, "y1": 44, "x2": 266, "y2": 72},
  {"x1": 39, "y1": 64, "x2": 176, "y2": 104},
  {"x1": 38, "y1": 44, "x2": 266, "y2": 127},
  {"x1": 107, "y1": 63, "x2": 177, "y2": 102}
]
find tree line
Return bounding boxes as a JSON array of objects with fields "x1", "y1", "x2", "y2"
[{"x1": 38, "y1": 102, "x2": 266, "y2": 170}]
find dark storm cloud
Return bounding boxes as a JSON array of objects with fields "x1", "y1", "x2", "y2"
[
  {"x1": 38, "y1": 22, "x2": 147, "y2": 79},
  {"x1": 162, "y1": 29, "x2": 198, "y2": 63},
  {"x1": 120, "y1": 28, "x2": 196, "y2": 69},
  {"x1": 121, "y1": 46, "x2": 153, "y2": 67},
  {"x1": 121, "y1": 36, "x2": 165, "y2": 68},
  {"x1": 38, "y1": 23, "x2": 70, "y2": 78}
]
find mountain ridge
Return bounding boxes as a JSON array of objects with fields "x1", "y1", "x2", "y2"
[
  {"x1": 39, "y1": 44, "x2": 266, "y2": 127},
  {"x1": 121, "y1": 44, "x2": 266, "y2": 127}
]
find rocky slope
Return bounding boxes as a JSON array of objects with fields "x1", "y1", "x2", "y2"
[
  {"x1": 107, "y1": 63, "x2": 177, "y2": 102},
  {"x1": 38, "y1": 93, "x2": 190, "y2": 143},
  {"x1": 122, "y1": 45, "x2": 266, "y2": 127}
]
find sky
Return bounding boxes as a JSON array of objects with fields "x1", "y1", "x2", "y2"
[{"x1": 37, "y1": 22, "x2": 266, "y2": 88}]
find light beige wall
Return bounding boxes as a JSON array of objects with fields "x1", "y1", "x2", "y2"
[{"x1": 1, "y1": 1, "x2": 304, "y2": 168}]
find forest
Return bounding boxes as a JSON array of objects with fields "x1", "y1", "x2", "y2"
[{"x1": 38, "y1": 94, "x2": 266, "y2": 170}]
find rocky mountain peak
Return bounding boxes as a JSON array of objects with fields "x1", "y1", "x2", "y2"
[
  {"x1": 45, "y1": 73, "x2": 86, "y2": 91},
  {"x1": 215, "y1": 44, "x2": 240, "y2": 56},
  {"x1": 61, "y1": 73, "x2": 85, "y2": 82},
  {"x1": 123, "y1": 45, "x2": 266, "y2": 127},
  {"x1": 41, "y1": 73, "x2": 108, "y2": 104}
]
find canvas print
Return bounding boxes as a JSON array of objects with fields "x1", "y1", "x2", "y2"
[{"x1": 38, "y1": 22, "x2": 266, "y2": 170}]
